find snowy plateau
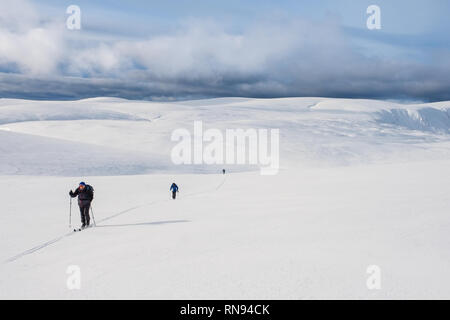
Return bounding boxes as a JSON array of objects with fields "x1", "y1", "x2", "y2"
[{"x1": 0, "y1": 97, "x2": 449, "y2": 299}]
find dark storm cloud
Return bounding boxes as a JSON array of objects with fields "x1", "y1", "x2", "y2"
[{"x1": 2, "y1": 61, "x2": 449, "y2": 102}]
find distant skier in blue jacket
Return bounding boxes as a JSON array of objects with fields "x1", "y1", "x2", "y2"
[{"x1": 170, "y1": 182, "x2": 179, "y2": 199}]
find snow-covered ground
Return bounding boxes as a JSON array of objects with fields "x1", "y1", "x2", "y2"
[{"x1": 0, "y1": 97, "x2": 449, "y2": 299}]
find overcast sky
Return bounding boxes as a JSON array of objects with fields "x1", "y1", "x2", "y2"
[{"x1": 0, "y1": 0, "x2": 449, "y2": 101}]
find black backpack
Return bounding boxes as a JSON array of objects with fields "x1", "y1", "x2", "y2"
[{"x1": 85, "y1": 185, "x2": 94, "y2": 199}]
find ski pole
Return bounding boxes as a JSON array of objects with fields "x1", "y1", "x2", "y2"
[
  {"x1": 90, "y1": 206, "x2": 96, "y2": 227},
  {"x1": 69, "y1": 197, "x2": 72, "y2": 229}
]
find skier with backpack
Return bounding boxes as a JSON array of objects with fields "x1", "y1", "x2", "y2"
[
  {"x1": 69, "y1": 182, "x2": 94, "y2": 229},
  {"x1": 170, "y1": 182, "x2": 179, "y2": 199}
]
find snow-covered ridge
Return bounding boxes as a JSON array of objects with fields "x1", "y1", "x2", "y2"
[
  {"x1": 375, "y1": 107, "x2": 450, "y2": 133},
  {"x1": 0, "y1": 100, "x2": 154, "y2": 124},
  {"x1": 1, "y1": 97, "x2": 450, "y2": 176},
  {"x1": 1, "y1": 97, "x2": 449, "y2": 129}
]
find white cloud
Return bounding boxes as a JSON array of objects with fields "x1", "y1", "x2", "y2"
[
  {"x1": 0, "y1": 1, "x2": 350, "y2": 79},
  {"x1": 0, "y1": 0, "x2": 64, "y2": 74},
  {"x1": 0, "y1": 0, "x2": 449, "y2": 101}
]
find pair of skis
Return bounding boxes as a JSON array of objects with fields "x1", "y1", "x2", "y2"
[
  {"x1": 73, "y1": 225, "x2": 93, "y2": 232},
  {"x1": 70, "y1": 200, "x2": 96, "y2": 232}
]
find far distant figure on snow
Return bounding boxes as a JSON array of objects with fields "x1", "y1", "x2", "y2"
[
  {"x1": 170, "y1": 182, "x2": 179, "y2": 199},
  {"x1": 222, "y1": 169, "x2": 226, "y2": 175}
]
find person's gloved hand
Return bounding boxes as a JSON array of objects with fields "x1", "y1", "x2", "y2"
[{"x1": 69, "y1": 190, "x2": 73, "y2": 196}]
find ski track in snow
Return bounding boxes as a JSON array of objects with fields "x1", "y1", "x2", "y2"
[{"x1": 3, "y1": 176, "x2": 227, "y2": 264}]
